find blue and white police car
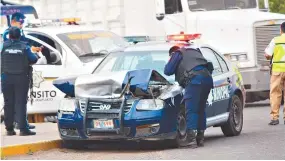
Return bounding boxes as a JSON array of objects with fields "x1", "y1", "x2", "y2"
[{"x1": 53, "y1": 33, "x2": 246, "y2": 148}]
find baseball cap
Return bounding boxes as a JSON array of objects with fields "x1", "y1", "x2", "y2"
[{"x1": 11, "y1": 13, "x2": 26, "y2": 24}]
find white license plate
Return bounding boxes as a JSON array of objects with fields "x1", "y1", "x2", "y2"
[{"x1": 93, "y1": 120, "x2": 114, "y2": 129}]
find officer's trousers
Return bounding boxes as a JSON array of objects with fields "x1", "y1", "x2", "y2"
[
  {"x1": 184, "y1": 76, "x2": 213, "y2": 130},
  {"x1": 2, "y1": 74, "x2": 29, "y2": 131},
  {"x1": 270, "y1": 72, "x2": 285, "y2": 120}
]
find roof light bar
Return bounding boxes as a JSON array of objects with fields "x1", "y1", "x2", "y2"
[
  {"x1": 26, "y1": 17, "x2": 81, "y2": 27},
  {"x1": 167, "y1": 32, "x2": 201, "y2": 42}
]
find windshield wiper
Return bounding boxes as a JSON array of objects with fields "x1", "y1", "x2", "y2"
[{"x1": 79, "y1": 52, "x2": 108, "y2": 57}]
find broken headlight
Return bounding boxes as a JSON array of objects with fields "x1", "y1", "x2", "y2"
[
  {"x1": 136, "y1": 99, "x2": 164, "y2": 111},
  {"x1": 59, "y1": 98, "x2": 76, "y2": 112}
]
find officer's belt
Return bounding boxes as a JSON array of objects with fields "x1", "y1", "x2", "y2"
[{"x1": 184, "y1": 68, "x2": 210, "y2": 87}]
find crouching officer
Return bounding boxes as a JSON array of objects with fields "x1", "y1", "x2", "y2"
[
  {"x1": 164, "y1": 45, "x2": 213, "y2": 148},
  {"x1": 1, "y1": 27, "x2": 39, "y2": 136}
]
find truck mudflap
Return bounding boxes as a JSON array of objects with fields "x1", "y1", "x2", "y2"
[{"x1": 55, "y1": 69, "x2": 183, "y2": 137}]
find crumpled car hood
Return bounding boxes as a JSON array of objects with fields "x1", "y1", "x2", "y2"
[
  {"x1": 75, "y1": 69, "x2": 170, "y2": 99},
  {"x1": 53, "y1": 69, "x2": 183, "y2": 100}
]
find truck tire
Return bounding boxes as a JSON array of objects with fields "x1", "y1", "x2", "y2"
[{"x1": 221, "y1": 95, "x2": 243, "y2": 137}]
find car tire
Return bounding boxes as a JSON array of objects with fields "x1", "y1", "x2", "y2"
[
  {"x1": 221, "y1": 95, "x2": 243, "y2": 137},
  {"x1": 171, "y1": 107, "x2": 187, "y2": 147},
  {"x1": 62, "y1": 140, "x2": 86, "y2": 149}
]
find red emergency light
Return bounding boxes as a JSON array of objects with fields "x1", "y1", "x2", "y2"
[{"x1": 167, "y1": 32, "x2": 201, "y2": 42}]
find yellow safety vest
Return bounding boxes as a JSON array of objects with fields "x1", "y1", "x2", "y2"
[{"x1": 272, "y1": 35, "x2": 285, "y2": 72}]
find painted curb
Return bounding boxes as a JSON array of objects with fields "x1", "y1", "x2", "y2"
[{"x1": 0, "y1": 139, "x2": 62, "y2": 158}]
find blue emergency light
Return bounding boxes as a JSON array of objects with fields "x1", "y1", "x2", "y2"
[{"x1": 124, "y1": 36, "x2": 150, "y2": 44}]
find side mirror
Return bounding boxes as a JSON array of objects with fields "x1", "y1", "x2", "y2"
[
  {"x1": 155, "y1": 0, "x2": 165, "y2": 21},
  {"x1": 50, "y1": 51, "x2": 61, "y2": 65}
]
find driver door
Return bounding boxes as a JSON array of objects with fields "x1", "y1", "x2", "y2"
[
  {"x1": 163, "y1": 0, "x2": 187, "y2": 34},
  {"x1": 24, "y1": 34, "x2": 65, "y2": 114}
]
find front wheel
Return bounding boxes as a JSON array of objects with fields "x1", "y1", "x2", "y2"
[
  {"x1": 221, "y1": 95, "x2": 243, "y2": 136},
  {"x1": 170, "y1": 108, "x2": 188, "y2": 147}
]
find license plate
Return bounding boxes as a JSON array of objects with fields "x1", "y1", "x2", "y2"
[{"x1": 93, "y1": 120, "x2": 114, "y2": 129}]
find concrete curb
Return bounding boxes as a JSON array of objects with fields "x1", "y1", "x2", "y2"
[{"x1": 0, "y1": 139, "x2": 62, "y2": 158}]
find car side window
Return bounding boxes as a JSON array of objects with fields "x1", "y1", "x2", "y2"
[
  {"x1": 27, "y1": 33, "x2": 62, "y2": 54},
  {"x1": 200, "y1": 47, "x2": 222, "y2": 76},
  {"x1": 25, "y1": 38, "x2": 62, "y2": 65},
  {"x1": 164, "y1": 0, "x2": 183, "y2": 14},
  {"x1": 215, "y1": 53, "x2": 229, "y2": 73}
]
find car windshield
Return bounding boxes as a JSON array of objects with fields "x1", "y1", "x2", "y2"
[
  {"x1": 57, "y1": 31, "x2": 129, "y2": 63},
  {"x1": 188, "y1": 0, "x2": 257, "y2": 11},
  {"x1": 93, "y1": 51, "x2": 175, "y2": 82}
]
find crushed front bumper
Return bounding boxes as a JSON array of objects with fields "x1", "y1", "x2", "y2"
[{"x1": 57, "y1": 99, "x2": 178, "y2": 141}]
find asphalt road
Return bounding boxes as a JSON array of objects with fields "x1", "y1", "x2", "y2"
[{"x1": 7, "y1": 104, "x2": 285, "y2": 160}]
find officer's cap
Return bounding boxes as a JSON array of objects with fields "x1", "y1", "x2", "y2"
[
  {"x1": 9, "y1": 26, "x2": 21, "y2": 40},
  {"x1": 169, "y1": 46, "x2": 180, "y2": 56},
  {"x1": 11, "y1": 12, "x2": 26, "y2": 23}
]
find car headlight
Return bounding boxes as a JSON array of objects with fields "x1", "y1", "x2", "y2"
[
  {"x1": 225, "y1": 53, "x2": 248, "y2": 62},
  {"x1": 136, "y1": 99, "x2": 164, "y2": 111},
  {"x1": 59, "y1": 98, "x2": 77, "y2": 112}
]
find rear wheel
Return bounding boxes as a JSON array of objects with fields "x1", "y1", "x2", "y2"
[{"x1": 221, "y1": 95, "x2": 243, "y2": 136}]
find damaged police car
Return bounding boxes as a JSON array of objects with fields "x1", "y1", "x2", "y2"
[{"x1": 53, "y1": 33, "x2": 246, "y2": 148}]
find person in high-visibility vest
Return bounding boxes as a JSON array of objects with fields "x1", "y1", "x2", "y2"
[{"x1": 265, "y1": 22, "x2": 285, "y2": 125}]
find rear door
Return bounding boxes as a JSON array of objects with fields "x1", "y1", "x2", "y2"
[
  {"x1": 212, "y1": 50, "x2": 232, "y2": 115},
  {"x1": 200, "y1": 47, "x2": 231, "y2": 117}
]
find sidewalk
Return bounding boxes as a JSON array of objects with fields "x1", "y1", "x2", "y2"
[{"x1": 0, "y1": 123, "x2": 61, "y2": 158}]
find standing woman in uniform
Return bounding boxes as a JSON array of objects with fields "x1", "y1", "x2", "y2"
[{"x1": 1, "y1": 27, "x2": 39, "y2": 136}]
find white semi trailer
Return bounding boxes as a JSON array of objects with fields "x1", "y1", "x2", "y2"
[{"x1": 4, "y1": 0, "x2": 285, "y2": 103}]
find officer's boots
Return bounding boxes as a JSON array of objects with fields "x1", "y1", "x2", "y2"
[
  {"x1": 179, "y1": 130, "x2": 198, "y2": 149},
  {"x1": 6, "y1": 130, "x2": 16, "y2": 136},
  {"x1": 20, "y1": 129, "x2": 36, "y2": 136},
  {"x1": 196, "y1": 130, "x2": 205, "y2": 147}
]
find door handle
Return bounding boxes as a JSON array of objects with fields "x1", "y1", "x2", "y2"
[{"x1": 227, "y1": 77, "x2": 231, "y2": 83}]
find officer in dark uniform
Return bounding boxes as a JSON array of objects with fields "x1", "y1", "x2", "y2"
[
  {"x1": 164, "y1": 45, "x2": 213, "y2": 148},
  {"x1": 2, "y1": 12, "x2": 41, "y2": 130},
  {"x1": 1, "y1": 27, "x2": 38, "y2": 136}
]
